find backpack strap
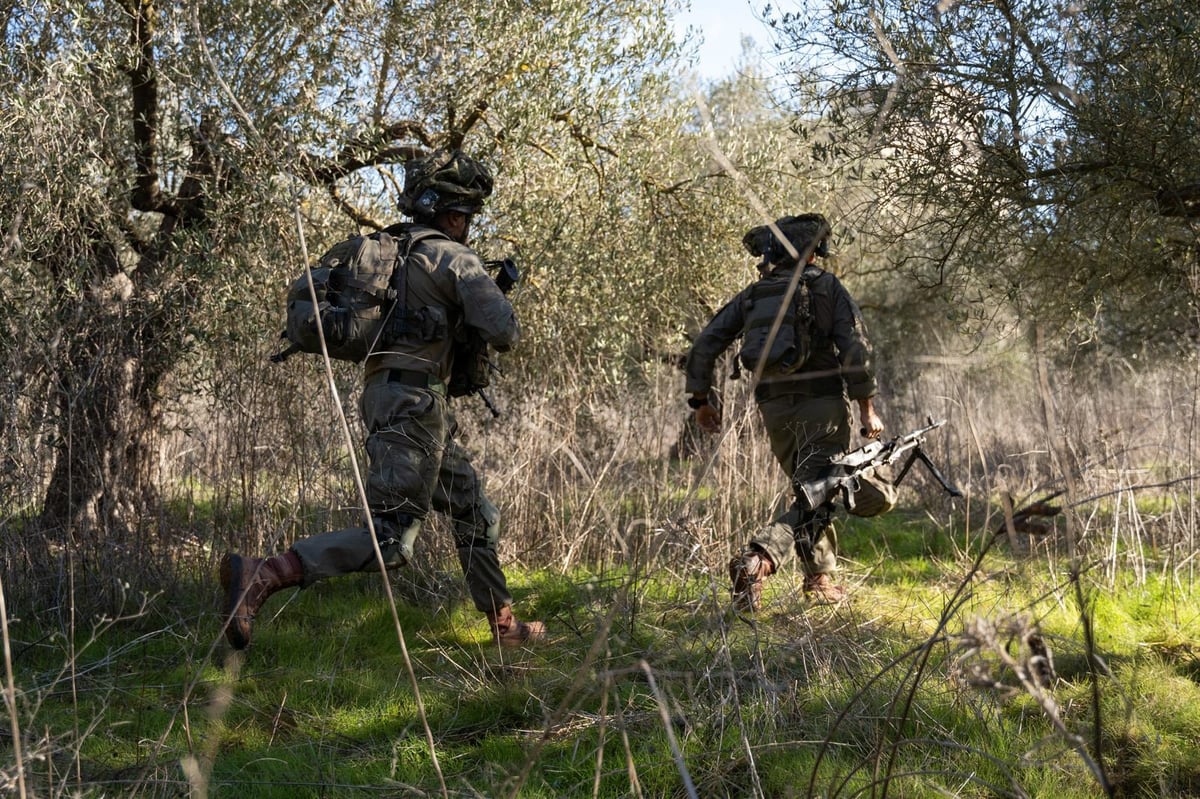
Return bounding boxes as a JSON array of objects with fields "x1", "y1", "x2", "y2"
[
  {"x1": 389, "y1": 224, "x2": 450, "y2": 304},
  {"x1": 270, "y1": 339, "x2": 302, "y2": 364},
  {"x1": 377, "y1": 225, "x2": 449, "y2": 342}
]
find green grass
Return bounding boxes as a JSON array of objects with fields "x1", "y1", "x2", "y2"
[{"x1": 6, "y1": 512, "x2": 1200, "y2": 798}]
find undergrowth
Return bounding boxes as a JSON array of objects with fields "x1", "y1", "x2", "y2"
[
  {"x1": 5, "y1": 505, "x2": 1200, "y2": 798},
  {"x1": 5, "y1": 358, "x2": 1197, "y2": 797}
]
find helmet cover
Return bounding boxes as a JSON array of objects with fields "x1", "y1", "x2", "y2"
[
  {"x1": 742, "y1": 213, "x2": 832, "y2": 264},
  {"x1": 400, "y1": 150, "x2": 494, "y2": 216}
]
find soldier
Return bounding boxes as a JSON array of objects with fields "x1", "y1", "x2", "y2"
[
  {"x1": 220, "y1": 150, "x2": 546, "y2": 649},
  {"x1": 685, "y1": 213, "x2": 884, "y2": 610}
]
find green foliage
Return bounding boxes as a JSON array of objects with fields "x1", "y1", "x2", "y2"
[
  {"x1": 3, "y1": 2, "x2": 1199, "y2": 797},
  {"x1": 0, "y1": 0, "x2": 713, "y2": 541},
  {"x1": 9, "y1": 512, "x2": 1200, "y2": 797},
  {"x1": 773, "y1": 0, "x2": 1200, "y2": 359}
]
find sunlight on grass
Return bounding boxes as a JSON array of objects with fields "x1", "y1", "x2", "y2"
[{"x1": 10, "y1": 500, "x2": 1200, "y2": 797}]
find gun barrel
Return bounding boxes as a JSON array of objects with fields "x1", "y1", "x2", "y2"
[
  {"x1": 798, "y1": 418, "x2": 959, "y2": 512},
  {"x1": 484, "y1": 257, "x2": 520, "y2": 293},
  {"x1": 905, "y1": 418, "x2": 946, "y2": 439},
  {"x1": 838, "y1": 419, "x2": 946, "y2": 465}
]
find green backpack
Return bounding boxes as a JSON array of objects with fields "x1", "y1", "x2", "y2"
[
  {"x1": 737, "y1": 265, "x2": 822, "y2": 375},
  {"x1": 273, "y1": 227, "x2": 445, "y2": 364}
]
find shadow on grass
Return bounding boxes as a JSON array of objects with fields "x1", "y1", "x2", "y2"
[{"x1": 9, "y1": 515, "x2": 1200, "y2": 798}]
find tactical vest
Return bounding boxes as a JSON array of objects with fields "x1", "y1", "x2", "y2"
[{"x1": 737, "y1": 265, "x2": 821, "y2": 375}]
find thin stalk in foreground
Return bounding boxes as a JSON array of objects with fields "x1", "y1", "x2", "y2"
[{"x1": 0, "y1": 573, "x2": 28, "y2": 799}]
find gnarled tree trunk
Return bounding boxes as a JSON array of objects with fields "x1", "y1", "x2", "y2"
[{"x1": 38, "y1": 275, "x2": 166, "y2": 543}]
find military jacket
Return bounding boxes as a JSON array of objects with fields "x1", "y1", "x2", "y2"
[{"x1": 364, "y1": 224, "x2": 519, "y2": 382}]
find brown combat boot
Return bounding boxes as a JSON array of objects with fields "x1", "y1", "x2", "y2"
[
  {"x1": 220, "y1": 550, "x2": 304, "y2": 650},
  {"x1": 486, "y1": 605, "x2": 547, "y2": 647},
  {"x1": 729, "y1": 548, "x2": 776, "y2": 612},
  {"x1": 803, "y1": 572, "x2": 847, "y2": 604}
]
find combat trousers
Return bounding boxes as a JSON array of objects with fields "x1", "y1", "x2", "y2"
[
  {"x1": 291, "y1": 371, "x2": 513, "y2": 613},
  {"x1": 746, "y1": 393, "x2": 851, "y2": 575}
]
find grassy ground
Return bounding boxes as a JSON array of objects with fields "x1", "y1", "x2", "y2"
[{"x1": 7, "y1": 507, "x2": 1200, "y2": 798}]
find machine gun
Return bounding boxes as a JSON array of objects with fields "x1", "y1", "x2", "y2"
[{"x1": 794, "y1": 418, "x2": 962, "y2": 513}]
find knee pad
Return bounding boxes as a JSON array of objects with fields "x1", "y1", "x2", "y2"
[
  {"x1": 372, "y1": 512, "x2": 419, "y2": 564},
  {"x1": 453, "y1": 498, "x2": 501, "y2": 551}
]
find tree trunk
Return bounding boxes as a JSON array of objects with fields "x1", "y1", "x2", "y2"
[
  {"x1": 28, "y1": 247, "x2": 184, "y2": 613},
  {"x1": 39, "y1": 348, "x2": 162, "y2": 542}
]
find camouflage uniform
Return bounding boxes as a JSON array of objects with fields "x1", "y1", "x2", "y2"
[
  {"x1": 221, "y1": 150, "x2": 544, "y2": 650},
  {"x1": 291, "y1": 224, "x2": 519, "y2": 615},
  {"x1": 685, "y1": 252, "x2": 877, "y2": 581}
]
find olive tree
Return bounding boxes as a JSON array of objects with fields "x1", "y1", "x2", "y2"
[
  {"x1": 771, "y1": 0, "x2": 1200, "y2": 356},
  {"x1": 0, "y1": 0, "x2": 689, "y2": 565},
  {"x1": 491, "y1": 57, "x2": 851, "y2": 397}
]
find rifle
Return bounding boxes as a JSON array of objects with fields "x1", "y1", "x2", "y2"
[
  {"x1": 485, "y1": 257, "x2": 519, "y2": 293},
  {"x1": 794, "y1": 417, "x2": 963, "y2": 513}
]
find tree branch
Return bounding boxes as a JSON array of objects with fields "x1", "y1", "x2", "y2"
[
  {"x1": 448, "y1": 99, "x2": 489, "y2": 150},
  {"x1": 302, "y1": 121, "x2": 430, "y2": 187},
  {"x1": 128, "y1": 0, "x2": 175, "y2": 215},
  {"x1": 1025, "y1": 160, "x2": 1116, "y2": 182},
  {"x1": 552, "y1": 110, "x2": 619, "y2": 157},
  {"x1": 326, "y1": 185, "x2": 389, "y2": 231},
  {"x1": 1155, "y1": 183, "x2": 1200, "y2": 218}
]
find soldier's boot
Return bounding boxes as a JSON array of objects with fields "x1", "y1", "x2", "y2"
[
  {"x1": 803, "y1": 572, "x2": 847, "y2": 604},
  {"x1": 729, "y1": 548, "x2": 776, "y2": 612},
  {"x1": 486, "y1": 605, "x2": 547, "y2": 647},
  {"x1": 220, "y1": 550, "x2": 304, "y2": 650}
]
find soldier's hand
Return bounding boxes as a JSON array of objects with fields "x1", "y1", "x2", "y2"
[
  {"x1": 695, "y1": 403, "x2": 722, "y2": 433},
  {"x1": 858, "y1": 399, "x2": 884, "y2": 439}
]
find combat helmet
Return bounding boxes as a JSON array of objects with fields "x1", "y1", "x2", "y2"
[
  {"x1": 399, "y1": 149, "x2": 494, "y2": 218},
  {"x1": 742, "y1": 213, "x2": 832, "y2": 269}
]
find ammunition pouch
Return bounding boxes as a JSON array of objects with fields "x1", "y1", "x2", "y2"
[
  {"x1": 384, "y1": 305, "x2": 448, "y2": 344},
  {"x1": 447, "y1": 328, "x2": 494, "y2": 398},
  {"x1": 847, "y1": 468, "x2": 898, "y2": 517}
]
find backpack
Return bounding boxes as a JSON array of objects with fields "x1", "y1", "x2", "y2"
[
  {"x1": 737, "y1": 265, "x2": 821, "y2": 375},
  {"x1": 272, "y1": 227, "x2": 446, "y2": 364}
]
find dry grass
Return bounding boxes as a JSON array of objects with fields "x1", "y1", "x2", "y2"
[{"x1": 2, "y1": 342, "x2": 1198, "y2": 797}]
